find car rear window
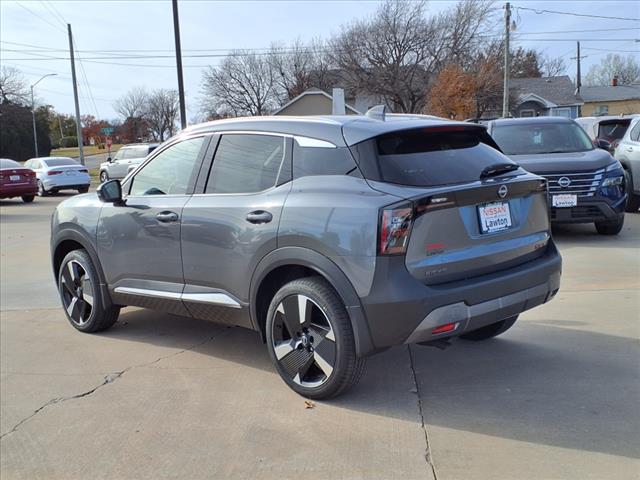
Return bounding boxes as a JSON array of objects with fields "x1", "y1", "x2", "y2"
[
  {"x1": 491, "y1": 122, "x2": 594, "y2": 155},
  {"x1": 350, "y1": 127, "x2": 510, "y2": 187},
  {"x1": 43, "y1": 158, "x2": 77, "y2": 167},
  {"x1": 0, "y1": 159, "x2": 21, "y2": 169},
  {"x1": 597, "y1": 120, "x2": 631, "y2": 141}
]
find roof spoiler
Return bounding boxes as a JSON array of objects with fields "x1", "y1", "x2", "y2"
[{"x1": 365, "y1": 105, "x2": 386, "y2": 121}]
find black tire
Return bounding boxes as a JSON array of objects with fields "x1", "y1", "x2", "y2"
[
  {"x1": 21, "y1": 195, "x2": 35, "y2": 203},
  {"x1": 78, "y1": 186, "x2": 89, "y2": 194},
  {"x1": 99, "y1": 171, "x2": 109, "y2": 183},
  {"x1": 37, "y1": 180, "x2": 47, "y2": 197},
  {"x1": 460, "y1": 315, "x2": 519, "y2": 341},
  {"x1": 595, "y1": 216, "x2": 624, "y2": 235},
  {"x1": 58, "y1": 249, "x2": 120, "y2": 333},
  {"x1": 266, "y1": 277, "x2": 366, "y2": 399},
  {"x1": 624, "y1": 170, "x2": 640, "y2": 212}
]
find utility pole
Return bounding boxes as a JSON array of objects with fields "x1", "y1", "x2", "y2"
[
  {"x1": 30, "y1": 73, "x2": 57, "y2": 157},
  {"x1": 502, "y1": 2, "x2": 511, "y2": 118},
  {"x1": 172, "y1": 0, "x2": 187, "y2": 130},
  {"x1": 68, "y1": 23, "x2": 84, "y2": 165},
  {"x1": 571, "y1": 41, "x2": 587, "y2": 115}
]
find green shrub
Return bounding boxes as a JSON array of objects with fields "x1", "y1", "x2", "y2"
[{"x1": 60, "y1": 136, "x2": 78, "y2": 147}]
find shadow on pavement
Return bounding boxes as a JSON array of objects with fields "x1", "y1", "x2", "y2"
[{"x1": 105, "y1": 308, "x2": 639, "y2": 460}]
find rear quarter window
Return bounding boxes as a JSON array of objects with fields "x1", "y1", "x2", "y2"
[{"x1": 293, "y1": 144, "x2": 359, "y2": 179}]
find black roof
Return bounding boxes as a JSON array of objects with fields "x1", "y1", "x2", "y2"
[
  {"x1": 490, "y1": 116, "x2": 576, "y2": 126},
  {"x1": 510, "y1": 76, "x2": 582, "y2": 106},
  {"x1": 182, "y1": 115, "x2": 472, "y2": 147}
]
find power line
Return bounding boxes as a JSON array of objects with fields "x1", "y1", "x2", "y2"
[
  {"x1": 513, "y1": 6, "x2": 640, "y2": 22},
  {"x1": 582, "y1": 47, "x2": 640, "y2": 53},
  {"x1": 14, "y1": 1, "x2": 66, "y2": 33}
]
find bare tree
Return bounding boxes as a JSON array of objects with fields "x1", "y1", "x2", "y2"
[
  {"x1": 540, "y1": 55, "x2": 566, "y2": 77},
  {"x1": 145, "y1": 89, "x2": 179, "y2": 141},
  {"x1": 201, "y1": 51, "x2": 277, "y2": 117},
  {"x1": 330, "y1": 0, "x2": 496, "y2": 113},
  {"x1": 585, "y1": 54, "x2": 640, "y2": 86},
  {"x1": 0, "y1": 66, "x2": 29, "y2": 105},
  {"x1": 113, "y1": 87, "x2": 149, "y2": 142}
]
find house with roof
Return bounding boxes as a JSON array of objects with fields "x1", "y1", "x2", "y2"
[
  {"x1": 273, "y1": 88, "x2": 361, "y2": 116},
  {"x1": 580, "y1": 82, "x2": 640, "y2": 116},
  {"x1": 509, "y1": 76, "x2": 583, "y2": 119}
]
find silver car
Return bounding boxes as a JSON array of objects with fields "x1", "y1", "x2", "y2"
[
  {"x1": 99, "y1": 143, "x2": 158, "y2": 182},
  {"x1": 614, "y1": 116, "x2": 640, "y2": 212},
  {"x1": 50, "y1": 114, "x2": 561, "y2": 399}
]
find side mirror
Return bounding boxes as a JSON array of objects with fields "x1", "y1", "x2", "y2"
[
  {"x1": 595, "y1": 138, "x2": 612, "y2": 151},
  {"x1": 97, "y1": 180, "x2": 124, "y2": 205},
  {"x1": 107, "y1": 157, "x2": 113, "y2": 163}
]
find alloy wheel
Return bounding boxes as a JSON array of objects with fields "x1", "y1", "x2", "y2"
[
  {"x1": 100, "y1": 171, "x2": 108, "y2": 183},
  {"x1": 37, "y1": 180, "x2": 45, "y2": 196},
  {"x1": 271, "y1": 294, "x2": 336, "y2": 388},
  {"x1": 60, "y1": 260, "x2": 94, "y2": 325}
]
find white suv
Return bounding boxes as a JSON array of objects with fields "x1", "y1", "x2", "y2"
[
  {"x1": 614, "y1": 116, "x2": 640, "y2": 212},
  {"x1": 99, "y1": 144, "x2": 158, "y2": 182}
]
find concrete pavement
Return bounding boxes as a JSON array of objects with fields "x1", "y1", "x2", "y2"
[{"x1": 1, "y1": 194, "x2": 639, "y2": 479}]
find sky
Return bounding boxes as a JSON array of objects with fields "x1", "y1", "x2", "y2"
[{"x1": 1, "y1": 0, "x2": 639, "y2": 122}]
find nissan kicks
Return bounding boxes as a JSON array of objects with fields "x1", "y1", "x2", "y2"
[{"x1": 51, "y1": 114, "x2": 562, "y2": 399}]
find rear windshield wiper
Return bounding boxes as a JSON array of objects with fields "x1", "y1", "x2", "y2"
[{"x1": 480, "y1": 163, "x2": 519, "y2": 179}]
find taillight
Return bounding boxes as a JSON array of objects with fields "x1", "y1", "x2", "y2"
[
  {"x1": 379, "y1": 202, "x2": 414, "y2": 255},
  {"x1": 48, "y1": 170, "x2": 63, "y2": 176}
]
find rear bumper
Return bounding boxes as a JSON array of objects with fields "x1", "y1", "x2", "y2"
[
  {"x1": 43, "y1": 177, "x2": 90, "y2": 190},
  {"x1": 0, "y1": 183, "x2": 38, "y2": 198},
  {"x1": 360, "y1": 242, "x2": 562, "y2": 349}
]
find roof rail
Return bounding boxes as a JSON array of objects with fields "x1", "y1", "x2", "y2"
[{"x1": 365, "y1": 105, "x2": 386, "y2": 121}]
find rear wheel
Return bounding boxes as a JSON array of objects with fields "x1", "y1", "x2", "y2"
[
  {"x1": 595, "y1": 216, "x2": 624, "y2": 235},
  {"x1": 266, "y1": 277, "x2": 365, "y2": 399},
  {"x1": 460, "y1": 315, "x2": 519, "y2": 341},
  {"x1": 624, "y1": 170, "x2": 640, "y2": 212},
  {"x1": 58, "y1": 250, "x2": 119, "y2": 333},
  {"x1": 37, "y1": 180, "x2": 47, "y2": 196},
  {"x1": 21, "y1": 195, "x2": 34, "y2": 203}
]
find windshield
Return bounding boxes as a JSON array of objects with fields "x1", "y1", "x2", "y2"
[
  {"x1": 43, "y1": 158, "x2": 77, "y2": 167},
  {"x1": 491, "y1": 122, "x2": 594, "y2": 155},
  {"x1": 597, "y1": 120, "x2": 631, "y2": 141}
]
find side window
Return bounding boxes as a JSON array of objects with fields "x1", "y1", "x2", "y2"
[
  {"x1": 205, "y1": 134, "x2": 286, "y2": 194},
  {"x1": 113, "y1": 149, "x2": 124, "y2": 161},
  {"x1": 293, "y1": 143, "x2": 359, "y2": 179},
  {"x1": 631, "y1": 122, "x2": 640, "y2": 142},
  {"x1": 129, "y1": 137, "x2": 205, "y2": 196}
]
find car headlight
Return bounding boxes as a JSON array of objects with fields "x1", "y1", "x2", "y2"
[{"x1": 601, "y1": 162, "x2": 624, "y2": 187}]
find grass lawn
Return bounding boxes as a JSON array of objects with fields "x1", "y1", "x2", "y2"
[
  {"x1": 89, "y1": 168, "x2": 101, "y2": 184},
  {"x1": 52, "y1": 144, "x2": 123, "y2": 158}
]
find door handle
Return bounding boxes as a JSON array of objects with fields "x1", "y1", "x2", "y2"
[
  {"x1": 156, "y1": 211, "x2": 179, "y2": 223},
  {"x1": 246, "y1": 210, "x2": 273, "y2": 224},
  {"x1": 627, "y1": 147, "x2": 634, "y2": 152}
]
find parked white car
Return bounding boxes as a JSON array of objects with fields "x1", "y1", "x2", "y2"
[
  {"x1": 99, "y1": 143, "x2": 158, "y2": 182},
  {"x1": 24, "y1": 157, "x2": 90, "y2": 196},
  {"x1": 614, "y1": 116, "x2": 640, "y2": 212}
]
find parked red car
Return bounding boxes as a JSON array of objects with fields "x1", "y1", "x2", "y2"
[{"x1": 0, "y1": 158, "x2": 38, "y2": 202}]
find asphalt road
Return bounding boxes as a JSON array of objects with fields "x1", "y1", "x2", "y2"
[{"x1": 1, "y1": 193, "x2": 639, "y2": 480}]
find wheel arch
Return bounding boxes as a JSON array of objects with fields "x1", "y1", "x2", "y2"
[{"x1": 250, "y1": 247, "x2": 377, "y2": 357}]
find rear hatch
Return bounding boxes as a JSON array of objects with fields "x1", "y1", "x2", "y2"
[{"x1": 349, "y1": 125, "x2": 551, "y2": 284}]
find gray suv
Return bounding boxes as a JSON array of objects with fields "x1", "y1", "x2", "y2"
[
  {"x1": 51, "y1": 115, "x2": 562, "y2": 399},
  {"x1": 99, "y1": 143, "x2": 159, "y2": 182}
]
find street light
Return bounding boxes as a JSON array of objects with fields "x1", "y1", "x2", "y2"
[{"x1": 31, "y1": 73, "x2": 57, "y2": 157}]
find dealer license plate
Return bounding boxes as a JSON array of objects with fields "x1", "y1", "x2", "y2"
[
  {"x1": 9, "y1": 175, "x2": 20, "y2": 181},
  {"x1": 66, "y1": 171, "x2": 76, "y2": 176},
  {"x1": 552, "y1": 194, "x2": 577, "y2": 208},
  {"x1": 478, "y1": 201, "x2": 512, "y2": 234}
]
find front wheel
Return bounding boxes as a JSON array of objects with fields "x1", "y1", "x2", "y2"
[
  {"x1": 99, "y1": 171, "x2": 109, "y2": 183},
  {"x1": 58, "y1": 250, "x2": 120, "y2": 333},
  {"x1": 624, "y1": 171, "x2": 640, "y2": 212},
  {"x1": 460, "y1": 315, "x2": 519, "y2": 341},
  {"x1": 595, "y1": 216, "x2": 624, "y2": 235},
  {"x1": 266, "y1": 277, "x2": 365, "y2": 399},
  {"x1": 21, "y1": 195, "x2": 34, "y2": 203}
]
